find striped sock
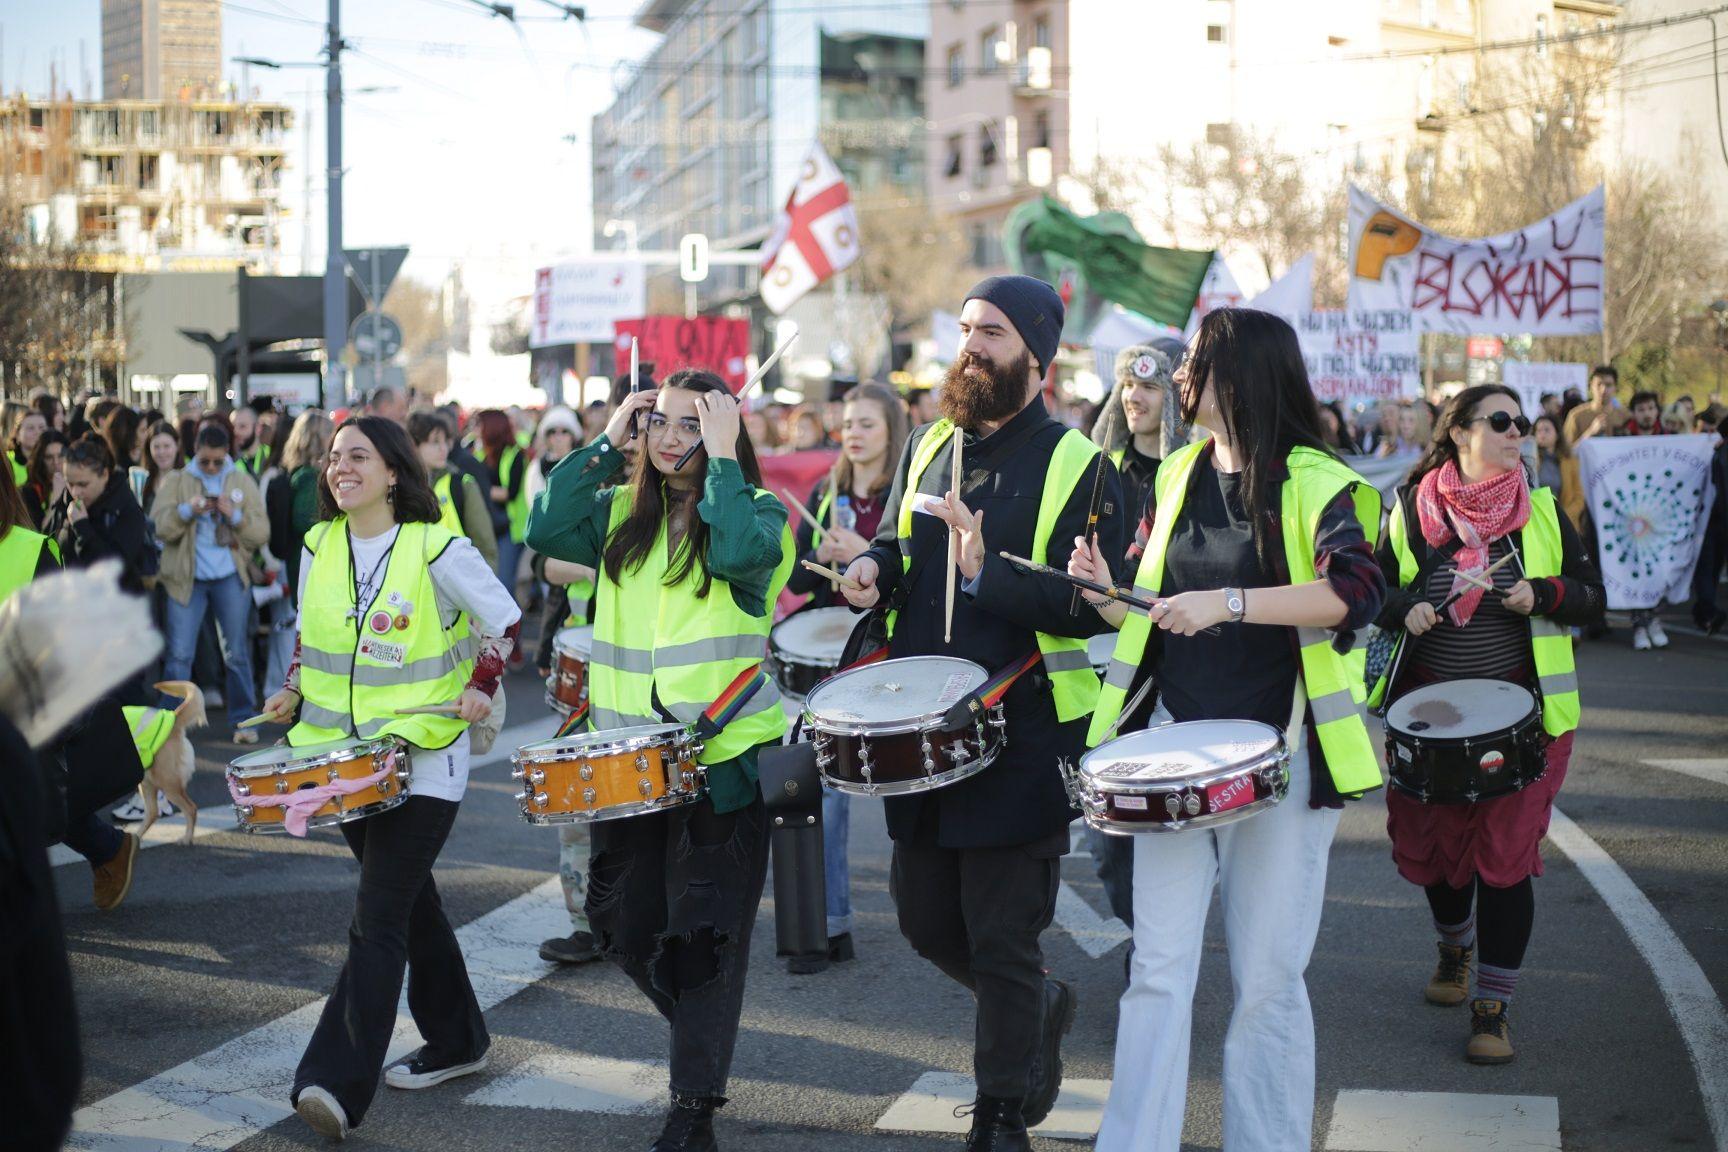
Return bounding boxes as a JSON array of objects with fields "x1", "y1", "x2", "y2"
[
  {"x1": 1475, "y1": 962, "x2": 1520, "y2": 1005},
  {"x1": 1434, "y1": 915, "x2": 1476, "y2": 950}
]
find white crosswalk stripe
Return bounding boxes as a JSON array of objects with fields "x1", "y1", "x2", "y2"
[
  {"x1": 1326, "y1": 1090, "x2": 1561, "y2": 1151},
  {"x1": 874, "y1": 1070, "x2": 1109, "y2": 1142},
  {"x1": 1641, "y1": 758, "x2": 1728, "y2": 788},
  {"x1": 463, "y1": 1052, "x2": 668, "y2": 1115}
]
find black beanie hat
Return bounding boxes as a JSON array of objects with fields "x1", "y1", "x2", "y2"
[{"x1": 963, "y1": 274, "x2": 1065, "y2": 373}]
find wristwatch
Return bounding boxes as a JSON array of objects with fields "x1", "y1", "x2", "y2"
[{"x1": 1224, "y1": 587, "x2": 1246, "y2": 623}]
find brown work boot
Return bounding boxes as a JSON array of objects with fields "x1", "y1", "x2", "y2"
[
  {"x1": 1424, "y1": 941, "x2": 1473, "y2": 1006},
  {"x1": 1466, "y1": 998, "x2": 1515, "y2": 1064},
  {"x1": 92, "y1": 831, "x2": 140, "y2": 911}
]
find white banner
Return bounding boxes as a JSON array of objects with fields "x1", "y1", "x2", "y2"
[
  {"x1": 1246, "y1": 254, "x2": 1314, "y2": 328},
  {"x1": 1183, "y1": 254, "x2": 1245, "y2": 337},
  {"x1": 1501, "y1": 361, "x2": 1588, "y2": 418},
  {"x1": 1577, "y1": 434, "x2": 1718, "y2": 609},
  {"x1": 1294, "y1": 309, "x2": 1421, "y2": 408},
  {"x1": 1341, "y1": 449, "x2": 1422, "y2": 507},
  {"x1": 530, "y1": 260, "x2": 646, "y2": 348},
  {"x1": 1347, "y1": 184, "x2": 1605, "y2": 336}
]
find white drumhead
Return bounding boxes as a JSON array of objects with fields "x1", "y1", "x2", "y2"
[
  {"x1": 1386, "y1": 679, "x2": 1535, "y2": 739},
  {"x1": 772, "y1": 607, "x2": 854, "y2": 662},
  {"x1": 805, "y1": 656, "x2": 985, "y2": 726},
  {"x1": 554, "y1": 626, "x2": 594, "y2": 659},
  {"x1": 519, "y1": 723, "x2": 684, "y2": 759},
  {"x1": 1081, "y1": 719, "x2": 1281, "y2": 785},
  {"x1": 1087, "y1": 632, "x2": 1116, "y2": 672},
  {"x1": 232, "y1": 736, "x2": 381, "y2": 773}
]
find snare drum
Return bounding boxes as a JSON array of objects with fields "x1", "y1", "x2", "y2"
[
  {"x1": 1063, "y1": 720, "x2": 1288, "y2": 834},
  {"x1": 803, "y1": 656, "x2": 1004, "y2": 797},
  {"x1": 545, "y1": 625, "x2": 595, "y2": 716},
  {"x1": 227, "y1": 736, "x2": 410, "y2": 833},
  {"x1": 767, "y1": 607, "x2": 854, "y2": 699},
  {"x1": 512, "y1": 723, "x2": 705, "y2": 825},
  {"x1": 1384, "y1": 679, "x2": 1546, "y2": 804}
]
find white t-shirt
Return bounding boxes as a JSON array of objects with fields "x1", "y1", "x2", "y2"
[{"x1": 299, "y1": 524, "x2": 521, "y2": 802}]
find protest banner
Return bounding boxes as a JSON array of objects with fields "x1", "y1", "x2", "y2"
[
  {"x1": 1577, "y1": 434, "x2": 1718, "y2": 609},
  {"x1": 1294, "y1": 309, "x2": 1421, "y2": 408},
  {"x1": 1502, "y1": 362, "x2": 1588, "y2": 418},
  {"x1": 613, "y1": 315, "x2": 752, "y2": 392},
  {"x1": 531, "y1": 260, "x2": 646, "y2": 348},
  {"x1": 1347, "y1": 185, "x2": 1605, "y2": 336}
]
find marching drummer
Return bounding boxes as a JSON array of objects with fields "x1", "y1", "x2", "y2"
[
  {"x1": 254, "y1": 416, "x2": 521, "y2": 1142},
  {"x1": 841, "y1": 275, "x2": 1124, "y2": 1150},
  {"x1": 781, "y1": 380, "x2": 909, "y2": 975},
  {"x1": 1370, "y1": 384, "x2": 1602, "y2": 1064},
  {"x1": 524, "y1": 368, "x2": 793, "y2": 1152},
  {"x1": 1069, "y1": 308, "x2": 1385, "y2": 1152}
]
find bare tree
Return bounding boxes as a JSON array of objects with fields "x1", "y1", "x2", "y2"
[
  {"x1": 0, "y1": 196, "x2": 112, "y2": 398},
  {"x1": 849, "y1": 197, "x2": 973, "y2": 361},
  {"x1": 383, "y1": 278, "x2": 450, "y2": 400}
]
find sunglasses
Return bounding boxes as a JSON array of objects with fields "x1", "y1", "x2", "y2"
[{"x1": 1467, "y1": 412, "x2": 1532, "y2": 436}]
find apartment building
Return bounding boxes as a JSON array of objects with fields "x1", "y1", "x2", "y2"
[
  {"x1": 0, "y1": 95, "x2": 294, "y2": 273},
  {"x1": 102, "y1": 0, "x2": 224, "y2": 102}
]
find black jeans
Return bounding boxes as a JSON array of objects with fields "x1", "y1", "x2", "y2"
[
  {"x1": 294, "y1": 796, "x2": 487, "y2": 1126},
  {"x1": 60, "y1": 812, "x2": 122, "y2": 867},
  {"x1": 586, "y1": 794, "x2": 769, "y2": 1098},
  {"x1": 890, "y1": 830, "x2": 1065, "y2": 1098}
]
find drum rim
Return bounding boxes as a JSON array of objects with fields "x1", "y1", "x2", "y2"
[
  {"x1": 552, "y1": 627, "x2": 594, "y2": 658},
  {"x1": 513, "y1": 722, "x2": 693, "y2": 763},
  {"x1": 1385, "y1": 702, "x2": 1542, "y2": 749},
  {"x1": 1384, "y1": 678, "x2": 1537, "y2": 740},
  {"x1": 821, "y1": 750, "x2": 995, "y2": 796},
  {"x1": 803, "y1": 655, "x2": 989, "y2": 734},
  {"x1": 521, "y1": 783, "x2": 705, "y2": 825},
  {"x1": 770, "y1": 606, "x2": 856, "y2": 659},
  {"x1": 235, "y1": 790, "x2": 408, "y2": 832},
  {"x1": 1078, "y1": 719, "x2": 1286, "y2": 794},
  {"x1": 228, "y1": 734, "x2": 407, "y2": 776},
  {"x1": 1078, "y1": 775, "x2": 1287, "y2": 835}
]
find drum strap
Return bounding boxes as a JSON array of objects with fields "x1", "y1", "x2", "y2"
[
  {"x1": 692, "y1": 662, "x2": 771, "y2": 741},
  {"x1": 1375, "y1": 535, "x2": 1466, "y2": 717},
  {"x1": 939, "y1": 651, "x2": 1042, "y2": 732},
  {"x1": 555, "y1": 701, "x2": 589, "y2": 738}
]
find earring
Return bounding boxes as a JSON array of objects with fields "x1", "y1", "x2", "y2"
[{"x1": 387, "y1": 483, "x2": 396, "y2": 503}]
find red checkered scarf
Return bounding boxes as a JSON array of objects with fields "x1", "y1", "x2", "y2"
[{"x1": 1415, "y1": 459, "x2": 1530, "y2": 627}]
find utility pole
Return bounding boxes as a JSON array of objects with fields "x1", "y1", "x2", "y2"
[{"x1": 323, "y1": 0, "x2": 347, "y2": 405}]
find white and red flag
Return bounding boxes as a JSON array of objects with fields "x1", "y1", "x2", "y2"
[{"x1": 758, "y1": 141, "x2": 860, "y2": 315}]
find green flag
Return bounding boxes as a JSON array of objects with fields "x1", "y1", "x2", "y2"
[{"x1": 1004, "y1": 197, "x2": 1213, "y2": 331}]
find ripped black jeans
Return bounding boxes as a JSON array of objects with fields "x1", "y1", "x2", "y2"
[{"x1": 586, "y1": 792, "x2": 769, "y2": 1098}]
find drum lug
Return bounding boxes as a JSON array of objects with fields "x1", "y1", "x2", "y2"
[
  {"x1": 636, "y1": 753, "x2": 650, "y2": 772},
  {"x1": 920, "y1": 737, "x2": 938, "y2": 775},
  {"x1": 510, "y1": 765, "x2": 525, "y2": 780},
  {"x1": 1056, "y1": 757, "x2": 1079, "y2": 806},
  {"x1": 534, "y1": 792, "x2": 550, "y2": 809},
  {"x1": 276, "y1": 779, "x2": 289, "y2": 794},
  {"x1": 238, "y1": 804, "x2": 254, "y2": 819},
  {"x1": 582, "y1": 787, "x2": 598, "y2": 806},
  {"x1": 1184, "y1": 792, "x2": 1202, "y2": 817},
  {"x1": 1164, "y1": 794, "x2": 1183, "y2": 818},
  {"x1": 529, "y1": 767, "x2": 546, "y2": 786},
  {"x1": 234, "y1": 782, "x2": 251, "y2": 798},
  {"x1": 579, "y1": 761, "x2": 594, "y2": 781},
  {"x1": 327, "y1": 767, "x2": 340, "y2": 782},
  {"x1": 813, "y1": 733, "x2": 834, "y2": 769},
  {"x1": 639, "y1": 778, "x2": 653, "y2": 798}
]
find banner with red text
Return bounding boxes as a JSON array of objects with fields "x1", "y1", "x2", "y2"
[
  {"x1": 1294, "y1": 309, "x2": 1421, "y2": 408},
  {"x1": 613, "y1": 316, "x2": 752, "y2": 392},
  {"x1": 1346, "y1": 185, "x2": 1605, "y2": 336}
]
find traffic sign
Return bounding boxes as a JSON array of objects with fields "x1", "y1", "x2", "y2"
[
  {"x1": 679, "y1": 233, "x2": 709, "y2": 283},
  {"x1": 345, "y1": 246, "x2": 410, "y2": 308},
  {"x1": 349, "y1": 311, "x2": 404, "y2": 360}
]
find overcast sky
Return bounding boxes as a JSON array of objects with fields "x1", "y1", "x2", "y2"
[{"x1": 3, "y1": 0, "x2": 663, "y2": 286}]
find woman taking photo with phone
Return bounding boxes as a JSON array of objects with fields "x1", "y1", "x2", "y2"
[{"x1": 526, "y1": 368, "x2": 792, "y2": 1152}]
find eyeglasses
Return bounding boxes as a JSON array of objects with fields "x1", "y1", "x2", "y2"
[
  {"x1": 1467, "y1": 412, "x2": 1532, "y2": 436},
  {"x1": 643, "y1": 414, "x2": 703, "y2": 439}
]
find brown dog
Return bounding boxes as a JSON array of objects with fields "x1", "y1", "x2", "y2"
[{"x1": 136, "y1": 681, "x2": 208, "y2": 843}]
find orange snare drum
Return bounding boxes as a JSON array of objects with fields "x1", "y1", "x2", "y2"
[
  {"x1": 512, "y1": 723, "x2": 705, "y2": 825},
  {"x1": 226, "y1": 736, "x2": 410, "y2": 833},
  {"x1": 545, "y1": 625, "x2": 594, "y2": 716}
]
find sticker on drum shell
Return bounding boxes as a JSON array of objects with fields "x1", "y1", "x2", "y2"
[
  {"x1": 1478, "y1": 749, "x2": 1506, "y2": 774},
  {"x1": 1095, "y1": 758, "x2": 1195, "y2": 780},
  {"x1": 1205, "y1": 774, "x2": 1257, "y2": 815}
]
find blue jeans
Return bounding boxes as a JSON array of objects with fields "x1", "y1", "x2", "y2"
[
  {"x1": 495, "y1": 536, "x2": 524, "y2": 601},
  {"x1": 164, "y1": 574, "x2": 257, "y2": 722},
  {"x1": 823, "y1": 786, "x2": 853, "y2": 937}
]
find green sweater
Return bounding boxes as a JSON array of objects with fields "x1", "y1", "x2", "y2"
[{"x1": 526, "y1": 435, "x2": 788, "y2": 812}]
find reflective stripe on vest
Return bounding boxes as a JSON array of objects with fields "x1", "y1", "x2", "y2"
[
  {"x1": 122, "y1": 705, "x2": 177, "y2": 767},
  {"x1": 588, "y1": 485, "x2": 793, "y2": 763},
  {"x1": 504, "y1": 446, "x2": 529, "y2": 544},
  {"x1": 892, "y1": 419, "x2": 1103, "y2": 723},
  {"x1": 0, "y1": 526, "x2": 59, "y2": 605},
  {"x1": 288, "y1": 519, "x2": 473, "y2": 750},
  {"x1": 1369, "y1": 486, "x2": 1580, "y2": 737},
  {"x1": 432, "y1": 472, "x2": 465, "y2": 539},
  {"x1": 1087, "y1": 442, "x2": 1384, "y2": 796}
]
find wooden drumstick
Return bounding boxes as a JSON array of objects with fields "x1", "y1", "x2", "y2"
[
  {"x1": 395, "y1": 703, "x2": 466, "y2": 716},
  {"x1": 1452, "y1": 569, "x2": 1507, "y2": 596},
  {"x1": 945, "y1": 434, "x2": 963, "y2": 644},
  {"x1": 799, "y1": 559, "x2": 862, "y2": 591},
  {"x1": 236, "y1": 712, "x2": 276, "y2": 729},
  {"x1": 782, "y1": 490, "x2": 827, "y2": 542}
]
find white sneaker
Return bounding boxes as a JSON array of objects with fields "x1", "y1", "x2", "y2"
[
  {"x1": 295, "y1": 1085, "x2": 348, "y2": 1141},
  {"x1": 111, "y1": 793, "x2": 176, "y2": 823},
  {"x1": 251, "y1": 580, "x2": 285, "y2": 608},
  {"x1": 1647, "y1": 619, "x2": 1669, "y2": 648},
  {"x1": 1633, "y1": 625, "x2": 1652, "y2": 651}
]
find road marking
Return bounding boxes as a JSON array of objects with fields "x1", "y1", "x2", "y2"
[
  {"x1": 50, "y1": 809, "x2": 239, "y2": 869},
  {"x1": 1641, "y1": 758, "x2": 1728, "y2": 788},
  {"x1": 65, "y1": 878, "x2": 566, "y2": 1151},
  {"x1": 1547, "y1": 806, "x2": 1728, "y2": 1151},
  {"x1": 1054, "y1": 881, "x2": 1131, "y2": 959},
  {"x1": 1325, "y1": 1090, "x2": 1560, "y2": 1151},
  {"x1": 875, "y1": 1070, "x2": 1109, "y2": 1142},
  {"x1": 463, "y1": 1052, "x2": 667, "y2": 1115}
]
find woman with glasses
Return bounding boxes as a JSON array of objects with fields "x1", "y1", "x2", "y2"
[
  {"x1": 526, "y1": 368, "x2": 792, "y2": 1152},
  {"x1": 1369, "y1": 385, "x2": 1602, "y2": 1065}
]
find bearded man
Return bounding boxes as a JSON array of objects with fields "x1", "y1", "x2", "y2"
[{"x1": 842, "y1": 276, "x2": 1125, "y2": 1152}]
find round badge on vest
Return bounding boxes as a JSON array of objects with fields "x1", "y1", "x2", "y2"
[{"x1": 368, "y1": 610, "x2": 394, "y2": 635}]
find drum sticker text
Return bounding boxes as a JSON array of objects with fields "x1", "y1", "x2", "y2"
[
  {"x1": 1113, "y1": 795, "x2": 1149, "y2": 811},
  {"x1": 937, "y1": 673, "x2": 972, "y2": 707},
  {"x1": 1097, "y1": 759, "x2": 1190, "y2": 780},
  {"x1": 359, "y1": 636, "x2": 407, "y2": 668},
  {"x1": 1206, "y1": 775, "x2": 1256, "y2": 815}
]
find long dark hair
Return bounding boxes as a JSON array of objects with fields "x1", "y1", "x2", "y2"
[
  {"x1": 1533, "y1": 412, "x2": 1571, "y2": 461},
  {"x1": 315, "y1": 415, "x2": 441, "y2": 524},
  {"x1": 26, "y1": 429, "x2": 69, "y2": 501},
  {"x1": 602, "y1": 369, "x2": 766, "y2": 599},
  {"x1": 829, "y1": 382, "x2": 908, "y2": 502},
  {"x1": 1410, "y1": 385, "x2": 1522, "y2": 484},
  {"x1": 142, "y1": 419, "x2": 183, "y2": 509},
  {"x1": 0, "y1": 442, "x2": 33, "y2": 538},
  {"x1": 104, "y1": 405, "x2": 141, "y2": 471},
  {"x1": 1178, "y1": 308, "x2": 1333, "y2": 563}
]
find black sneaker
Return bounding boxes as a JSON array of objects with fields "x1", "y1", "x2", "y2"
[
  {"x1": 1022, "y1": 978, "x2": 1075, "y2": 1128},
  {"x1": 650, "y1": 1092, "x2": 722, "y2": 1151},
  {"x1": 540, "y1": 930, "x2": 602, "y2": 964},
  {"x1": 383, "y1": 1046, "x2": 489, "y2": 1089},
  {"x1": 955, "y1": 1094, "x2": 1031, "y2": 1152}
]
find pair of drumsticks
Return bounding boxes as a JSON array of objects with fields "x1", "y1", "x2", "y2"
[
  {"x1": 1435, "y1": 551, "x2": 1517, "y2": 616},
  {"x1": 238, "y1": 702, "x2": 468, "y2": 727}
]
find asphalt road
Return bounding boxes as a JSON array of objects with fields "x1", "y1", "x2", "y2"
[{"x1": 50, "y1": 607, "x2": 1727, "y2": 1151}]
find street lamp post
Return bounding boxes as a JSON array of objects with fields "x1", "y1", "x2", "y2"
[
  {"x1": 324, "y1": 0, "x2": 347, "y2": 406},
  {"x1": 1711, "y1": 300, "x2": 1728, "y2": 403}
]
